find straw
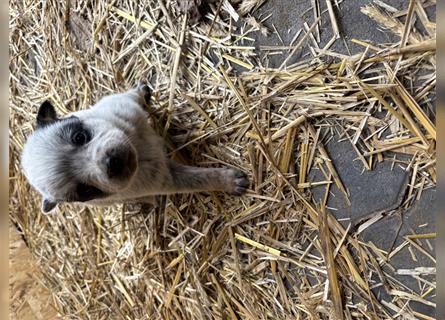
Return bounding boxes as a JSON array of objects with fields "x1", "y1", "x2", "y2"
[{"x1": 9, "y1": 1, "x2": 436, "y2": 319}]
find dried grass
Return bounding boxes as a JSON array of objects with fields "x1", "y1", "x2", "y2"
[{"x1": 9, "y1": 0, "x2": 435, "y2": 319}]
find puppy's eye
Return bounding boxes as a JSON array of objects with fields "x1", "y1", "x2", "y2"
[{"x1": 71, "y1": 130, "x2": 89, "y2": 146}]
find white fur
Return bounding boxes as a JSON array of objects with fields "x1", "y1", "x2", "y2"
[{"x1": 21, "y1": 85, "x2": 249, "y2": 213}]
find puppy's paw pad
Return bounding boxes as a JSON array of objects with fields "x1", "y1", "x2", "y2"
[{"x1": 227, "y1": 169, "x2": 249, "y2": 196}]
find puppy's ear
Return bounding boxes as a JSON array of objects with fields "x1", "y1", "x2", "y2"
[
  {"x1": 41, "y1": 198, "x2": 57, "y2": 214},
  {"x1": 141, "y1": 85, "x2": 151, "y2": 104},
  {"x1": 134, "y1": 82, "x2": 151, "y2": 105},
  {"x1": 36, "y1": 100, "x2": 58, "y2": 128}
]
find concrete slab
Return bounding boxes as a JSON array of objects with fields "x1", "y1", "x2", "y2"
[
  {"x1": 361, "y1": 189, "x2": 436, "y2": 317},
  {"x1": 244, "y1": 0, "x2": 436, "y2": 317},
  {"x1": 308, "y1": 133, "x2": 410, "y2": 224},
  {"x1": 247, "y1": 0, "x2": 409, "y2": 67}
]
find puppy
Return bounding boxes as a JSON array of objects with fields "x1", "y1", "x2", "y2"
[{"x1": 21, "y1": 84, "x2": 249, "y2": 214}]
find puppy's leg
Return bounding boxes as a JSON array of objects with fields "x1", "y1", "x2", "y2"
[
  {"x1": 166, "y1": 160, "x2": 249, "y2": 195},
  {"x1": 129, "y1": 195, "x2": 158, "y2": 205}
]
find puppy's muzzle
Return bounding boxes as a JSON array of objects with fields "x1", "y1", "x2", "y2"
[{"x1": 104, "y1": 148, "x2": 137, "y2": 179}]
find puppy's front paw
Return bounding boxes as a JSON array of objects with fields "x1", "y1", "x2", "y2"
[{"x1": 226, "y1": 169, "x2": 249, "y2": 196}]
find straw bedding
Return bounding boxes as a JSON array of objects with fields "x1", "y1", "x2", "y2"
[{"x1": 9, "y1": 0, "x2": 436, "y2": 319}]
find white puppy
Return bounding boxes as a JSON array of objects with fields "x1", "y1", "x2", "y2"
[{"x1": 21, "y1": 84, "x2": 249, "y2": 213}]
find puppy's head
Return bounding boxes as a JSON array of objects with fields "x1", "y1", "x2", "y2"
[{"x1": 21, "y1": 101, "x2": 138, "y2": 213}]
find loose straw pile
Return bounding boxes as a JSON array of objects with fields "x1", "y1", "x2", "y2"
[{"x1": 9, "y1": 0, "x2": 435, "y2": 319}]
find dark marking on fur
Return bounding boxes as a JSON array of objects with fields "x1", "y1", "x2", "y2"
[
  {"x1": 141, "y1": 85, "x2": 151, "y2": 104},
  {"x1": 37, "y1": 100, "x2": 58, "y2": 128},
  {"x1": 42, "y1": 198, "x2": 57, "y2": 213},
  {"x1": 70, "y1": 183, "x2": 108, "y2": 202},
  {"x1": 56, "y1": 117, "x2": 91, "y2": 146}
]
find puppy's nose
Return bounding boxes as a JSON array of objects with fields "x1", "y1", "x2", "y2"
[{"x1": 105, "y1": 151, "x2": 127, "y2": 178}]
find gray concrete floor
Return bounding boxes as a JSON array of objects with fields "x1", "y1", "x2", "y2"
[
  {"x1": 245, "y1": 0, "x2": 436, "y2": 316},
  {"x1": 248, "y1": 0, "x2": 435, "y2": 66}
]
